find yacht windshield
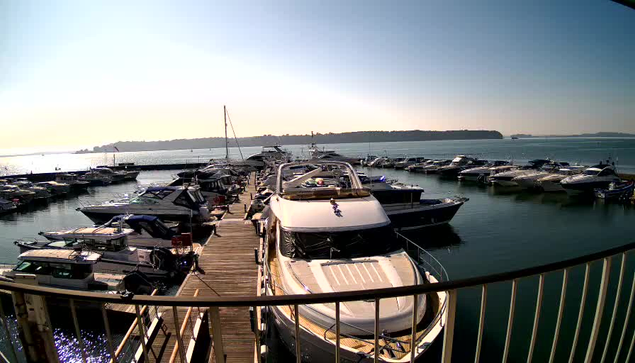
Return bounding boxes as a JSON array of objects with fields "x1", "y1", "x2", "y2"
[
  {"x1": 584, "y1": 169, "x2": 600, "y2": 176},
  {"x1": 280, "y1": 226, "x2": 400, "y2": 259}
]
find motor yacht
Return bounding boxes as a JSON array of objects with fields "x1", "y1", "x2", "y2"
[
  {"x1": 79, "y1": 170, "x2": 112, "y2": 186},
  {"x1": 458, "y1": 161, "x2": 510, "y2": 182},
  {"x1": 246, "y1": 145, "x2": 292, "y2": 168},
  {"x1": 420, "y1": 160, "x2": 452, "y2": 174},
  {"x1": 0, "y1": 184, "x2": 36, "y2": 205},
  {"x1": 561, "y1": 164, "x2": 621, "y2": 196},
  {"x1": 0, "y1": 250, "x2": 122, "y2": 291},
  {"x1": 511, "y1": 162, "x2": 569, "y2": 190},
  {"x1": 488, "y1": 159, "x2": 552, "y2": 187},
  {"x1": 438, "y1": 156, "x2": 487, "y2": 178},
  {"x1": 263, "y1": 161, "x2": 448, "y2": 362},
  {"x1": 536, "y1": 167, "x2": 585, "y2": 192},
  {"x1": 35, "y1": 181, "x2": 71, "y2": 196},
  {"x1": 363, "y1": 181, "x2": 467, "y2": 230},
  {"x1": 394, "y1": 157, "x2": 427, "y2": 170},
  {"x1": 94, "y1": 166, "x2": 127, "y2": 183},
  {"x1": 12, "y1": 179, "x2": 52, "y2": 200},
  {"x1": 79, "y1": 186, "x2": 211, "y2": 224},
  {"x1": 15, "y1": 226, "x2": 197, "y2": 279},
  {"x1": 41, "y1": 214, "x2": 182, "y2": 249},
  {"x1": 56, "y1": 173, "x2": 90, "y2": 189}
]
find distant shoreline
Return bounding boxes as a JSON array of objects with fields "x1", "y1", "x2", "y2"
[
  {"x1": 509, "y1": 132, "x2": 635, "y2": 139},
  {"x1": 75, "y1": 130, "x2": 503, "y2": 154}
]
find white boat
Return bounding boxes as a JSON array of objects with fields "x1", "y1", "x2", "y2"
[
  {"x1": 488, "y1": 159, "x2": 552, "y2": 187},
  {"x1": 263, "y1": 161, "x2": 447, "y2": 362},
  {"x1": 40, "y1": 214, "x2": 183, "y2": 249},
  {"x1": 0, "y1": 250, "x2": 122, "y2": 291},
  {"x1": 12, "y1": 179, "x2": 52, "y2": 200},
  {"x1": 79, "y1": 170, "x2": 112, "y2": 186},
  {"x1": 0, "y1": 184, "x2": 36, "y2": 204},
  {"x1": 394, "y1": 157, "x2": 427, "y2": 170},
  {"x1": 246, "y1": 145, "x2": 292, "y2": 168},
  {"x1": 94, "y1": 166, "x2": 127, "y2": 183},
  {"x1": 79, "y1": 186, "x2": 211, "y2": 224},
  {"x1": 534, "y1": 167, "x2": 586, "y2": 192},
  {"x1": 561, "y1": 164, "x2": 621, "y2": 196},
  {"x1": 458, "y1": 161, "x2": 511, "y2": 182},
  {"x1": 15, "y1": 225, "x2": 197, "y2": 278}
]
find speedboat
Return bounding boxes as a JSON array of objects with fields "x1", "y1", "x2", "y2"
[
  {"x1": 536, "y1": 167, "x2": 585, "y2": 192},
  {"x1": 170, "y1": 168, "x2": 244, "y2": 205},
  {"x1": 79, "y1": 186, "x2": 211, "y2": 224},
  {"x1": 41, "y1": 215, "x2": 182, "y2": 249},
  {"x1": 246, "y1": 145, "x2": 292, "y2": 168},
  {"x1": 437, "y1": 155, "x2": 484, "y2": 178},
  {"x1": 458, "y1": 161, "x2": 510, "y2": 182},
  {"x1": 0, "y1": 198, "x2": 17, "y2": 214},
  {"x1": 561, "y1": 164, "x2": 621, "y2": 196},
  {"x1": 394, "y1": 157, "x2": 427, "y2": 170},
  {"x1": 488, "y1": 159, "x2": 552, "y2": 187},
  {"x1": 512, "y1": 162, "x2": 569, "y2": 190},
  {"x1": 0, "y1": 184, "x2": 36, "y2": 205},
  {"x1": 420, "y1": 160, "x2": 452, "y2": 174},
  {"x1": 309, "y1": 143, "x2": 360, "y2": 165},
  {"x1": 364, "y1": 181, "x2": 467, "y2": 230},
  {"x1": 15, "y1": 227, "x2": 197, "y2": 279},
  {"x1": 94, "y1": 166, "x2": 127, "y2": 183},
  {"x1": 263, "y1": 161, "x2": 448, "y2": 362}
]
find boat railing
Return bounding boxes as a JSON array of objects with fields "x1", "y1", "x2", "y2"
[{"x1": 1, "y1": 241, "x2": 635, "y2": 362}]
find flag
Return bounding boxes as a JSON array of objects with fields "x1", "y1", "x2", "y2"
[{"x1": 114, "y1": 146, "x2": 120, "y2": 152}]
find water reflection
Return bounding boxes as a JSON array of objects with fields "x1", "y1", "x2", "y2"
[{"x1": 399, "y1": 225, "x2": 464, "y2": 251}]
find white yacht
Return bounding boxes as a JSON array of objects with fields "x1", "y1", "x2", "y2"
[
  {"x1": 35, "y1": 181, "x2": 71, "y2": 196},
  {"x1": 0, "y1": 250, "x2": 122, "y2": 291},
  {"x1": 263, "y1": 161, "x2": 447, "y2": 362},
  {"x1": 537, "y1": 167, "x2": 586, "y2": 192},
  {"x1": 458, "y1": 161, "x2": 511, "y2": 182},
  {"x1": 79, "y1": 170, "x2": 112, "y2": 186},
  {"x1": 488, "y1": 159, "x2": 552, "y2": 187},
  {"x1": 12, "y1": 179, "x2": 52, "y2": 200},
  {"x1": 245, "y1": 145, "x2": 292, "y2": 168},
  {"x1": 15, "y1": 226, "x2": 197, "y2": 278},
  {"x1": 39, "y1": 215, "x2": 182, "y2": 249},
  {"x1": 79, "y1": 186, "x2": 210, "y2": 224},
  {"x1": 561, "y1": 164, "x2": 621, "y2": 195}
]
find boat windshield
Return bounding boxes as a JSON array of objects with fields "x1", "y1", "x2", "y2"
[
  {"x1": 280, "y1": 226, "x2": 400, "y2": 259},
  {"x1": 584, "y1": 169, "x2": 601, "y2": 176}
]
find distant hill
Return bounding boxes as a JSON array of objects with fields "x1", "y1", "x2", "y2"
[
  {"x1": 77, "y1": 130, "x2": 503, "y2": 153},
  {"x1": 510, "y1": 132, "x2": 635, "y2": 139}
]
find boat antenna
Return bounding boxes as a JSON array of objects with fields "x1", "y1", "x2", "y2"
[
  {"x1": 224, "y1": 105, "x2": 229, "y2": 161},
  {"x1": 225, "y1": 107, "x2": 244, "y2": 160}
]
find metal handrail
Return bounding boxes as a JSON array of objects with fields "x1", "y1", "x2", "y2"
[{"x1": 0, "y1": 241, "x2": 634, "y2": 307}]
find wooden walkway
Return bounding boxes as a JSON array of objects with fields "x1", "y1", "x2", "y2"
[{"x1": 147, "y1": 184, "x2": 260, "y2": 363}]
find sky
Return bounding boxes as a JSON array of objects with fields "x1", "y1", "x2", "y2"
[{"x1": 1, "y1": 0, "x2": 634, "y2": 152}]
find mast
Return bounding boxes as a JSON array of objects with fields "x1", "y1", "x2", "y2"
[{"x1": 224, "y1": 105, "x2": 229, "y2": 160}]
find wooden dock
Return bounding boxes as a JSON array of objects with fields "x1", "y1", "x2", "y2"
[{"x1": 142, "y1": 184, "x2": 261, "y2": 363}]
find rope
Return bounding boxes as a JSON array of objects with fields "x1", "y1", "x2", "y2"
[
  {"x1": 225, "y1": 109, "x2": 244, "y2": 160},
  {"x1": 191, "y1": 272, "x2": 221, "y2": 297}
]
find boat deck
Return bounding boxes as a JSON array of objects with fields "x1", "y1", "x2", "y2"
[{"x1": 142, "y1": 181, "x2": 260, "y2": 363}]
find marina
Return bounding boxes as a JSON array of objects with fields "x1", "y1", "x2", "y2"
[{"x1": 1, "y1": 138, "x2": 635, "y2": 362}]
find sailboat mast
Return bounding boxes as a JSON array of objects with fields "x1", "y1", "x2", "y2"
[{"x1": 224, "y1": 105, "x2": 229, "y2": 160}]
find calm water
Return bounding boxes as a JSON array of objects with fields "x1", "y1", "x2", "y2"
[{"x1": 1, "y1": 138, "x2": 635, "y2": 361}]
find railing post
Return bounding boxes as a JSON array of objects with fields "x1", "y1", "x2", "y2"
[
  {"x1": 12, "y1": 290, "x2": 59, "y2": 363},
  {"x1": 614, "y1": 260, "x2": 635, "y2": 363},
  {"x1": 601, "y1": 253, "x2": 626, "y2": 363},
  {"x1": 474, "y1": 285, "x2": 487, "y2": 363},
  {"x1": 502, "y1": 279, "x2": 518, "y2": 363},
  {"x1": 569, "y1": 263, "x2": 591, "y2": 363},
  {"x1": 374, "y1": 298, "x2": 380, "y2": 363},
  {"x1": 70, "y1": 300, "x2": 88, "y2": 363},
  {"x1": 294, "y1": 304, "x2": 301, "y2": 363},
  {"x1": 584, "y1": 257, "x2": 612, "y2": 363},
  {"x1": 134, "y1": 304, "x2": 150, "y2": 363},
  {"x1": 441, "y1": 290, "x2": 458, "y2": 363},
  {"x1": 549, "y1": 268, "x2": 569, "y2": 363},
  {"x1": 172, "y1": 307, "x2": 187, "y2": 363},
  {"x1": 0, "y1": 298, "x2": 19, "y2": 363},
  {"x1": 526, "y1": 274, "x2": 545, "y2": 363},
  {"x1": 410, "y1": 294, "x2": 418, "y2": 362},
  {"x1": 210, "y1": 307, "x2": 225, "y2": 363},
  {"x1": 335, "y1": 302, "x2": 340, "y2": 363}
]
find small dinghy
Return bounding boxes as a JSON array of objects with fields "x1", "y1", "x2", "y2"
[{"x1": 594, "y1": 180, "x2": 635, "y2": 201}]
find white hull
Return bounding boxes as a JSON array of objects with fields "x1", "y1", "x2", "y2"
[{"x1": 539, "y1": 180, "x2": 565, "y2": 192}]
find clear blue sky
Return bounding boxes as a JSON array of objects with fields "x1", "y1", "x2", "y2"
[{"x1": 1, "y1": 0, "x2": 634, "y2": 151}]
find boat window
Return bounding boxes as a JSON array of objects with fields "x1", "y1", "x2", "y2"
[
  {"x1": 51, "y1": 263, "x2": 73, "y2": 278},
  {"x1": 174, "y1": 191, "x2": 196, "y2": 208},
  {"x1": 584, "y1": 169, "x2": 601, "y2": 176},
  {"x1": 280, "y1": 226, "x2": 401, "y2": 259},
  {"x1": 15, "y1": 261, "x2": 51, "y2": 275},
  {"x1": 598, "y1": 168, "x2": 616, "y2": 177}
]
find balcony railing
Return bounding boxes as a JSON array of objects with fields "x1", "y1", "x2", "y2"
[{"x1": 0, "y1": 239, "x2": 634, "y2": 362}]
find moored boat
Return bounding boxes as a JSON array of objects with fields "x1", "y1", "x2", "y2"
[{"x1": 561, "y1": 163, "x2": 621, "y2": 196}]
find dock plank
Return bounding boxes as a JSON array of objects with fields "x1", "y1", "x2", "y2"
[{"x1": 151, "y1": 181, "x2": 260, "y2": 363}]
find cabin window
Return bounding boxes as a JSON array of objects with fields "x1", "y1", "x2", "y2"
[
  {"x1": 15, "y1": 261, "x2": 51, "y2": 275},
  {"x1": 174, "y1": 192, "x2": 195, "y2": 208},
  {"x1": 598, "y1": 169, "x2": 616, "y2": 177},
  {"x1": 280, "y1": 226, "x2": 400, "y2": 259}
]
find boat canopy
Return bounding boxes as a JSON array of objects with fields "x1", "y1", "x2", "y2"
[
  {"x1": 120, "y1": 215, "x2": 174, "y2": 239},
  {"x1": 280, "y1": 225, "x2": 399, "y2": 259},
  {"x1": 18, "y1": 250, "x2": 101, "y2": 264}
]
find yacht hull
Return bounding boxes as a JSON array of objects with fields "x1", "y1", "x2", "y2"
[
  {"x1": 384, "y1": 198, "x2": 465, "y2": 230},
  {"x1": 563, "y1": 181, "x2": 616, "y2": 196},
  {"x1": 81, "y1": 210, "x2": 197, "y2": 224}
]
